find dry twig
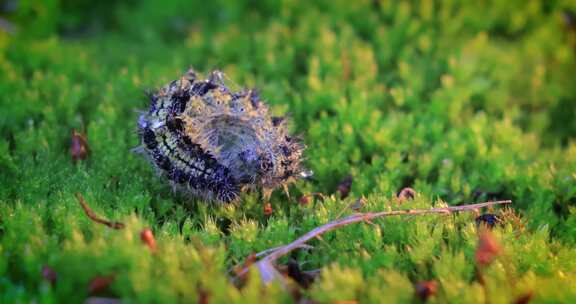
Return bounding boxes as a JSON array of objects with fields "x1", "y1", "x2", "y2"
[
  {"x1": 75, "y1": 193, "x2": 125, "y2": 229},
  {"x1": 241, "y1": 199, "x2": 512, "y2": 284}
]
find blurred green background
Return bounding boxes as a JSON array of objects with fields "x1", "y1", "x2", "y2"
[{"x1": 1, "y1": 0, "x2": 575, "y2": 302}]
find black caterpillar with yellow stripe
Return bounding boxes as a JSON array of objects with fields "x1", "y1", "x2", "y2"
[{"x1": 137, "y1": 69, "x2": 306, "y2": 203}]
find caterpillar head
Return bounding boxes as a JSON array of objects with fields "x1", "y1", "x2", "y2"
[{"x1": 137, "y1": 69, "x2": 306, "y2": 203}]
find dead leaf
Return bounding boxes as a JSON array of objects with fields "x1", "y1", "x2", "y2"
[
  {"x1": 197, "y1": 284, "x2": 210, "y2": 304},
  {"x1": 397, "y1": 187, "x2": 416, "y2": 202},
  {"x1": 42, "y1": 265, "x2": 57, "y2": 285},
  {"x1": 513, "y1": 291, "x2": 534, "y2": 304},
  {"x1": 475, "y1": 230, "x2": 501, "y2": 267},
  {"x1": 299, "y1": 195, "x2": 311, "y2": 205},
  {"x1": 71, "y1": 129, "x2": 90, "y2": 162},
  {"x1": 337, "y1": 175, "x2": 353, "y2": 199},
  {"x1": 140, "y1": 228, "x2": 157, "y2": 252},
  {"x1": 233, "y1": 253, "x2": 257, "y2": 286},
  {"x1": 263, "y1": 202, "x2": 273, "y2": 216},
  {"x1": 88, "y1": 275, "x2": 115, "y2": 295}
]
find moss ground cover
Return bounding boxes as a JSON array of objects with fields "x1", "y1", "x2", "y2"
[{"x1": 1, "y1": 0, "x2": 576, "y2": 302}]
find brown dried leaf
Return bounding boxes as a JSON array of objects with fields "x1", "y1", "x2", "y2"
[
  {"x1": 140, "y1": 228, "x2": 157, "y2": 253},
  {"x1": 263, "y1": 202, "x2": 273, "y2": 216},
  {"x1": 197, "y1": 284, "x2": 210, "y2": 304},
  {"x1": 42, "y1": 265, "x2": 57, "y2": 285},
  {"x1": 71, "y1": 129, "x2": 90, "y2": 162},
  {"x1": 475, "y1": 230, "x2": 501, "y2": 267},
  {"x1": 397, "y1": 187, "x2": 416, "y2": 202},
  {"x1": 88, "y1": 275, "x2": 115, "y2": 295},
  {"x1": 337, "y1": 175, "x2": 353, "y2": 199},
  {"x1": 299, "y1": 195, "x2": 312, "y2": 205},
  {"x1": 233, "y1": 253, "x2": 257, "y2": 286},
  {"x1": 513, "y1": 291, "x2": 534, "y2": 304}
]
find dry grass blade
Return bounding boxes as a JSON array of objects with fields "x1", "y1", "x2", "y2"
[
  {"x1": 247, "y1": 199, "x2": 512, "y2": 284},
  {"x1": 75, "y1": 193, "x2": 125, "y2": 229}
]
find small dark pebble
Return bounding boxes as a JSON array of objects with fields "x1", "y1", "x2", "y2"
[{"x1": 475, "y1": 214, "x2": 501, "y2": 229}]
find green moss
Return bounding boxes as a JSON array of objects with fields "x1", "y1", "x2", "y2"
[{"x1": 1, "y1": 0, "x2": 576, "y2": 302}]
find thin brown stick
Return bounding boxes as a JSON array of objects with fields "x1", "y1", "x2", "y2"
[
  {"x1": 247, "y1": 200, "x2": 511, "y2": 283},
  {"x1": 75, "y1": 193, "x2": 125, "y2": 229}
]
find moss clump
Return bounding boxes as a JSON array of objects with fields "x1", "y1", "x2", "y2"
[{"x1": 1, "y1": 0, "x2": 576, "y2": 302}]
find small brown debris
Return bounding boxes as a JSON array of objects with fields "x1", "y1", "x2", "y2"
[
  {"x1": 397, "y1": 187, "x2": 416, "y2": 202},
  {"x1": 233, "y1": 253, "x2": 257, "y2": 287},
  {"x1": 42, "y1": 265, "x2": 57, "y2": 285},
  {"x1": 414, "y1": 280, "x2": 438, "y2": 301},
  {"x1": 71, "y1": 129, "x2": 90, "y2": 162},
  {"x1": 337, "y1": 175, "x2": 353, "y2": 199},
  {"x1": 263, "y1": 202, "x2": 273, "y2": 216},
  {"x1": 514, "y1": 291, "x2": 534, "y2": 304},
  {"x1": 197, "y1": 286, "x2": 210, "y2": 304},
  {"x1": 75, "y1": 193, "x2": 125, "y2": 229},
  {"x1": 88, "y1": 275, "x2": 115, "y2": 295},
  {"x1": 140, "y1": 228, "x2": 157, "y2": 253},
  {"x1": 299, "y1": 195, "x2": 311, "y2": 205},
  {"x1": 475, "y1": 230, "x2": 501, "y2": 267}
]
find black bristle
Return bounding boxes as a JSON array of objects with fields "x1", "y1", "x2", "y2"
[
  {"x1": 249, "y1": 89, "x2": 260, "y2": 108},
  {"x1": 166, "y1": 118, "x2": 184, "y2": 133},
  {"x1": 191, "y1": 81, "x2": 217, "y2": 96},
  {"x1": 142, "y1": 127, "x2": 158, "y2": 149}
]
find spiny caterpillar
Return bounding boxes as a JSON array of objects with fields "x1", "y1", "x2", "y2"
[{"x1": 137, "y1": 69, "x2": 306, "y2": 203}]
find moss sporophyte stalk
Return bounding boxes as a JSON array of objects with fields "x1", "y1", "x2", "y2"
[{"x1": 137, "y1": 69, "x2": 306, "y2": 203}]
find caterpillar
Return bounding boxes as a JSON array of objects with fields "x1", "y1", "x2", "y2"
[{"x1": 137, "y1": 69, "x2": 307, "y2": 203}]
